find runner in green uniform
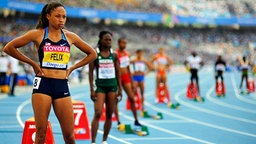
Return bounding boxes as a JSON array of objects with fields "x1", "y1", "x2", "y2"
[{"x1": 89, "y1": 31, "x2": 122, "y2": 144}]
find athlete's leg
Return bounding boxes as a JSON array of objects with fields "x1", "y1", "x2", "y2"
[
  {"x1": 156, "y1": 74, "x2": 161, "y2": 99},
  {"x1": 190, "y1": 70, "x2": 196, "y2": 93},
  {"x1": 190, "y1": 71, "x2": 194, "y2": 84},
  {"x1": 114, "y1": 103, "x2": 121, "y2": 125},
  {"x1": 220, "y1": 71, "x2": 224, "y2": 81},
  {"x1": 195, "y1": 73, "x2": 200, "y2": 95},
  {"x1": 32, "y1": 93, "x2": 52, "y2": 144},
  {"x1": 102, "y1": 91, "x2": 117, "y2": 142},
  {"x1": 133, "y1": 80, "x2": 143, "y2": 110},
  {"x1": 138, "y1": 81, "x2": 145, "y2": 111},
  {"x1": 123, "y1": 83, "x2": 139, "y2": 122},
  {"x1": 215, "y1": 74, "x2": 218, "y2": 83},
  {"x1": 90, "y1": 92, "x2": 106, "y2": 143},
  {"x1": 133, "y1": 80, "x2": 139, "y2": 96},
  {"x1": 240, "y1": 73, "x2": 245, "y2": 89},
  {"x1": 53, "y1": 96, "x2": 76, "y2": 144},
  {"x1": 245, "y1": 72, "x2": 249, "y2": 89},
  {"x1": 161, "y1": 75, "x2": 169, "y2": 102}
]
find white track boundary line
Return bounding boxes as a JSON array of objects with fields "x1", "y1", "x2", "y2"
[
  {"x1": 175, "y1": 87, "x2": 256, "y2": 124},
  {"x1": 145, "y1": 100, "x2": 256, "y2": 138},
  {"x1": 124, "y1": 137, "x2": 185, "y2": 141},
  {"x1": 143, "y1": 120, "x2": 191, "y2": 124},
  {"x1": 0, "y1": 95, "x2": 8, "y2": 100},
  {"x1": 16, "y1": 92, "x2": 130, "y2": 144},
  {"x1": 120, "y1": 112, "x2": 214, "y2": 144},
  {"x1": 231, "y1": 74, "x2": 256, "y2": 105},
  {"x1": 162, "y1": 89, "x2": 256, "y2": 137},
  {"x1": 206, "y1": 86, "x2": 256, "y2": 114},
  {"x1": 16, "y1": 98, "x2": 30, "y2": 128}
]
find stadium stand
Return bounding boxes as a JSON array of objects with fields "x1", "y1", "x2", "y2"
[
  {"x1": 1, "y1": 0, "x2": 255, "y2": 65},
  {"x1": 18, "y1": 0, "x2": 256, "y2": 17}
]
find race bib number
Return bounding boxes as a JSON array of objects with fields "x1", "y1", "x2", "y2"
[
  {"x1": 216, "y1": 64, "x2": 225, "y2": 71},
  {"x1": 191, "y1": 62, "x2": 200, "y2": 69},
  {"x1": 134, "y1": 62, "x2": 145, "y2": 71},
  {"x1": 98, "y1": 63, "x2": 115, "y2": 79},
  {"x1": 33, "y1": 77, "x2": 41, "y2": 89},
  {"x1": 42, "y1": 45, "x2": 70, "y2": 68},
  {"x1": 120, "y1": 56, "x2": 130, "y2": 68}
]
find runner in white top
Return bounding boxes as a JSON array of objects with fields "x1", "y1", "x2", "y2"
[
  {"x1": 0, "y1": 52, "x2": 10, "y2": 90},
  {"x1": 184, "y1": 51, "x2": 204, "y2": 95},
  {"x1": 8, "y1": 56, "x2": 20, "y2": 96},
  {"x1": 130, "y1": 49, "x2": 152, "y2": 111}
]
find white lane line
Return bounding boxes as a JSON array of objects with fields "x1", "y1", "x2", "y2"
[
  {"x1": 16, "y1": 98, "x2": 31, "y2": 128},
  {"x1": 72, "y1": 92, "x2": 131, "y2": 144},
  {"x1": 162, "y1": 88, "x2": 256, "y2": 137},
  {"x1": 97, "y1": 130, "x2": 131, "y2": 144},
  {"x1": 142, "y1": 120, "x2": 192, "y2": 124},
  {"x1": 145, "y1": 73, "x2": 256, "y2": 138},
  {"x1": 206, "y1": 86, "x2": 256, "y2": 114},
  {"x1": 16, "y1": 98, "x2": 131, "y2": 144},
  {"x1": 124, "y1": 137, "x2": 185, "y2": 141},
  {"x1": 145, "y1": 100, "x2": 256, "y2": 138},
  {"x1": 231, "y1": 75, "x2": 256, "y2": 105},
  {"x1": 0, "y1": 125, "x2": 22, "y2": 128},
  {"x1": 0, "y1": 95, "x2": 8, "y2": 100},
  {"x1": 175, "y1": 87, "x2": 256, "y2": 124},
  {"x1": 120, "y1": 112, "x2": 214, "y2": 144}
]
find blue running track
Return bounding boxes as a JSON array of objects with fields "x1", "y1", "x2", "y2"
[{"x1": 0, "y1": 70, "x2": 256, "y2": 144}]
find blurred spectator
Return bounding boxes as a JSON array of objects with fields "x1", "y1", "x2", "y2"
[
  {"x1": 0, "y1": 15, "x2": 255, "y2": 67},
  {"x1": 8, "y1": 56, "x2": 19, "y2": 96},
  {"x1": 0, "y1": 52, "x2": 10, "y2": 93},
  {"x1": 18, "y1": 0, "x2": 256, "y2": 17}
]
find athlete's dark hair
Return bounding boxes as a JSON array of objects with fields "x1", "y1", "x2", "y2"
[
  {"x1": 97, "y1": 31, "x2": 113, "y2": 50},
  {"x1": 118, "y1": 37, "x2": 126, "y2": 43},
  {"x1": 136, "y1": 49, "x2": 143, "y2": 53},
  {"x1": 242, "y1": 56, "x2": 246, "y2": 62},
  {"x1": 36, "y1": 2, "x2": 64, "y2": 29}
]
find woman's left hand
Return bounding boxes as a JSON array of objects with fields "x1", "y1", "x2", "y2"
[
  {"x1": 66, "y1": 68, "x2": 73, "y2": 79},
  {"x1": 116, "y1": 89, "x2": 122, "y2": 102}
]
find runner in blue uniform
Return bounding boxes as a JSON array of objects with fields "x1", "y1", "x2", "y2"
[{"x1": 3, "y1": 2, "x2": 97, "y2": 143}]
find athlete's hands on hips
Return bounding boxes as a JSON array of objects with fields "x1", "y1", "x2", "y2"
[
  {"x1": 66, "y1": 68, "x2": 72, "y2": 79},
  {"x1": 32, "y1": 62, "x2": 44, "y2": 76},
  {"x1": 90, "y1": 90, "x2": 97, "y2": 102}
]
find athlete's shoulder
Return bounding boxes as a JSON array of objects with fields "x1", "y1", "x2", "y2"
[
  {"x1": 26, "y1": 29, "x2": 44, "y2": 36},
  {"x1": 62, "y1": 29, "x2": 77, "y2": 37}
]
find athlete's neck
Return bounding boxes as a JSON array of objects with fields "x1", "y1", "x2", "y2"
[{"x1": 118, "y1": 48, "x2": 126, "y2": 52}]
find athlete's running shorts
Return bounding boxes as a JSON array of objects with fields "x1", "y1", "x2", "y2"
[
  {"x1": 157, "y1": 69, "x2": 166, "y2": 76},
  {"x1": 96, "y1": 85, "x2": 117, "y2": 93},
  {"x1": 242, "y1": 70, "x2": 248, "y2": 76},
  {"x1": 32, "y1": 76, "x2": 70, "y2": 99},
  {"x1": 121, "y1": 73, "x2": 131, "y2": 85},
  {"x1": 133, "y1": 75, "x2": 144, "y2": 82}
]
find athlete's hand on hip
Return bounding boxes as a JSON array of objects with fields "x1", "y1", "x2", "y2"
[
  {"x1": 90, "y1": 91, "x2": 97, "y2": 102},
  {"x1": 65, "y1": 68, "x2": 72, "y2": 79},
  {"x1": 32, "y1": 63, "x2": 44, "y2": 76}
]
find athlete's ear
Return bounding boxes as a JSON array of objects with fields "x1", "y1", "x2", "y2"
[{"x1": 46, "y1": 13, "x2": 51, "y2": 21}]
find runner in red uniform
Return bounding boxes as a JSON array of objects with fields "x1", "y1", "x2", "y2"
[{"x1": 114, "y1": 37, "x2": 142, "y2": 127}]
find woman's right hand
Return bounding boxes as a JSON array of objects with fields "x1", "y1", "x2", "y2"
[
  {"x1": 32, "y1": 62, "x2": 44, "y2": 76},
  {"x1": 90, "y1": 91, "x2": 97, "y2": 102}
]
